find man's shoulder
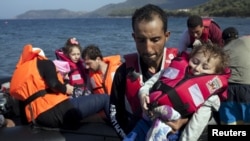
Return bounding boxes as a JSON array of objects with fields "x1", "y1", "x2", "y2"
[{"x1": 209, "y1": 20, "x2": 221, "y2": 30}]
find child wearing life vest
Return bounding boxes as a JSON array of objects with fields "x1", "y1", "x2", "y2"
[
  {"x1": 55, "y1": 37, "x2": 90, "y2": 97},
  {"x1": 10, "y1": 44, "x2": 110, "y2": 129},
  {"x1": 123, "y1": 43, "x2": 230, "y2": 141}
]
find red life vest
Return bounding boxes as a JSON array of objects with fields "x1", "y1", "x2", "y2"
[
  {"x1": 189, "y1": 18, "x2": 220, "y2": 47},
  {"x1": 125, "y1": 48, "x2": 178, "y2": 116},
  {"x1": 55, "y1": 49, "x2": 87, "y2": 89},
  {"x1": 149, "y1": 55, "x2": 230, "y2": 117}
]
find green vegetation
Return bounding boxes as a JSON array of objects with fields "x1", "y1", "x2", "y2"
[
  {"x1": 166, "y1": 0, "x2": 250, "y2": 17},
  {"x1": 17, "y1": 0, "x2": 250, "y2": 19},
  {"x1": 108, "y1": 0, "x2": 250, "y2": 17}
]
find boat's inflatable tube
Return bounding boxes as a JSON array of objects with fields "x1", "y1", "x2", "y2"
[
  {"x1": 0, "y1": 76, "x2": 120, "y2": 141},
  {"x1": 0, "y1": 123, "x2": 120, "y2": 141}
]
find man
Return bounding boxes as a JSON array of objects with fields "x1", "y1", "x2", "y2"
[
  {"x1": 109, "y1": 4, "x2": 179, "y2": 139},
  {"x1": 82, "y1": 44, "x2": 122, "y2": 95},
  {"x1": 178, "y1": 15, "x2": 223, "y2": 53},
  {"x1": 219, "y1": 36, "x2": 250, "y2": 125},
  {"x1": 222, "y1": 26, "x2": 239, "y2": 45},
  {"x1": 10, "y1": 44, "x2": 110, "y2": 129}
]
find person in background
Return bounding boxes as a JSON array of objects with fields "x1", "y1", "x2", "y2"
[
  {"x1": 10, "y1": 44, "x2": 110, "y2": 130},
  {"x1": 0, "y1": 114, "x2": 15, "y2": 128},
  {"x1": 222, "y1": 26, "x2": 239, "y2": 46},
  {"x1": 109, "y1": 4, "x2": 179, "y2": 140},
  {"x1": 178, "y1": 15, "x2": 223, "y2": 53},
  {"x1": 219, "y1": 36, "x2": 250, "y2": 125},
  {"x1": 125, "y1": 43, "x2": 230, "y2": 141},
  {"x1": 0, "y1": 82, "x2": 15, "y2": 128},
  {"x1": 81, "y1": 44, "x2": 122, "y2": 95},
  {"x1": 55, "y1": 37, "x2": 89, "y2": 96}
]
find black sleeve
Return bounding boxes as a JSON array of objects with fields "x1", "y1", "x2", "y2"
[
  {"x1": 37, "y1": 59, "x2": 67, "y2": 93},
  {"x1": 109, "y1": 63, "x2": 130, "y2": 138}
]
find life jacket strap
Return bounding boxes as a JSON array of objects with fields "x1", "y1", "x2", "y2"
[
  {"x1": 150, "y1": 81, "x2": 190, "y2": 117},
  {"x1": 23, "y1": 89, "x2": 49, "y2": 106}
]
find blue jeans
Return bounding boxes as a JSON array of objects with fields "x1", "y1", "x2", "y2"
[{"x1": 70, "y1": 94, "x2": 110, "y2": 119}]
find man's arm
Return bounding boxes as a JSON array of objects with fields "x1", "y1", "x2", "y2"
[
  {"x1": 38, "y1": 59, "x2": 67, "y2": 93},
  {"x1": 138, "y1": 71, "x2": 162, "y2": 111},
  {"x1": 109, "y1": 63, "x2": 128, "y2": 138}
]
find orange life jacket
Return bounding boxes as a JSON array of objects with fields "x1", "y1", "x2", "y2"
[
  {"x1": 10, "y1": 44, "x2": 68, "y2": 122},
  {"x1": 89, "y1": 55, "x2": 122, "y2": 95}
]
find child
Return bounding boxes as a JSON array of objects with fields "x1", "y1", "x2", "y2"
[
  {"x1": 124, "y1": 43, "x2": 230, "y2": 141},
  {"x1": 55, "y1": 37, "x2": 90, "y2": 97}
]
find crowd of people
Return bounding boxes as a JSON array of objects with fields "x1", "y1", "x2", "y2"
[{"x1": 1, "y1": 3, "x2": 248, "y2": 141}]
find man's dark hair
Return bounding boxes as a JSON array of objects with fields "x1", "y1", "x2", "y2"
[
  {"x1": 222, "y1": 27, "x2": 239, "y2": 45},
  {"x1": 82, "y1": 44, "x2": 103, "y2": 60},
  {"x1": 132, "y1": 4, "x2": 168, "y2": 32},
  {"x1": 187, "y1": 15, "x2": 203, "y2": 28}
]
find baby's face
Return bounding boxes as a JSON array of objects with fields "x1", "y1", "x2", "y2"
[{"x1": 188, "y1": 52, "x2": 219, "y2": 75}]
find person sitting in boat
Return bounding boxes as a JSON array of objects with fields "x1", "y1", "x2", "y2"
[
  {"x1": 55, "y1": 37, "x2": 90, "y2": 96},
  {"x1": 124, "y1": 43, "x2": 230, "y2": 141},
  {"x1": 178, "y1": 15, "x2": 223, "y2": 53},
  {"x1": 222, "y1": 26, "x2": 239, "y2": 46},
  {"x1": 219, "y1": 36, "x2": 250, "y2": 125},
  {"x1": 9, "y1": 44, "x2": 110, "y2": 130},
  {"x1": 81, "y1": 44, "x2": 122, "y2": 95}
]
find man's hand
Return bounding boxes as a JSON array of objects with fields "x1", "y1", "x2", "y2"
[
  {"x1": 138, "y1": 93, "x2": 150, "y2": 112},
  {"x1": 66, "y1": 84, "x2": 74, "y2": 95}
]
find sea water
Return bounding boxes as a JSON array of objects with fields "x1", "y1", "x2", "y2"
[{"x1": 0, "y1": 17, "x2": 249, "y2": 77}]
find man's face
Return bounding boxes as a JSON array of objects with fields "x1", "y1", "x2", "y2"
[
  {"x1": 84, "y1": 57, "x2": 99, "y2": 72},
  {"x1": 188, "y1": 25, "x2": 204, "y2": 39},
  {"x1": 132, "y1": 17, "x2": 169, "y2": 66}
]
